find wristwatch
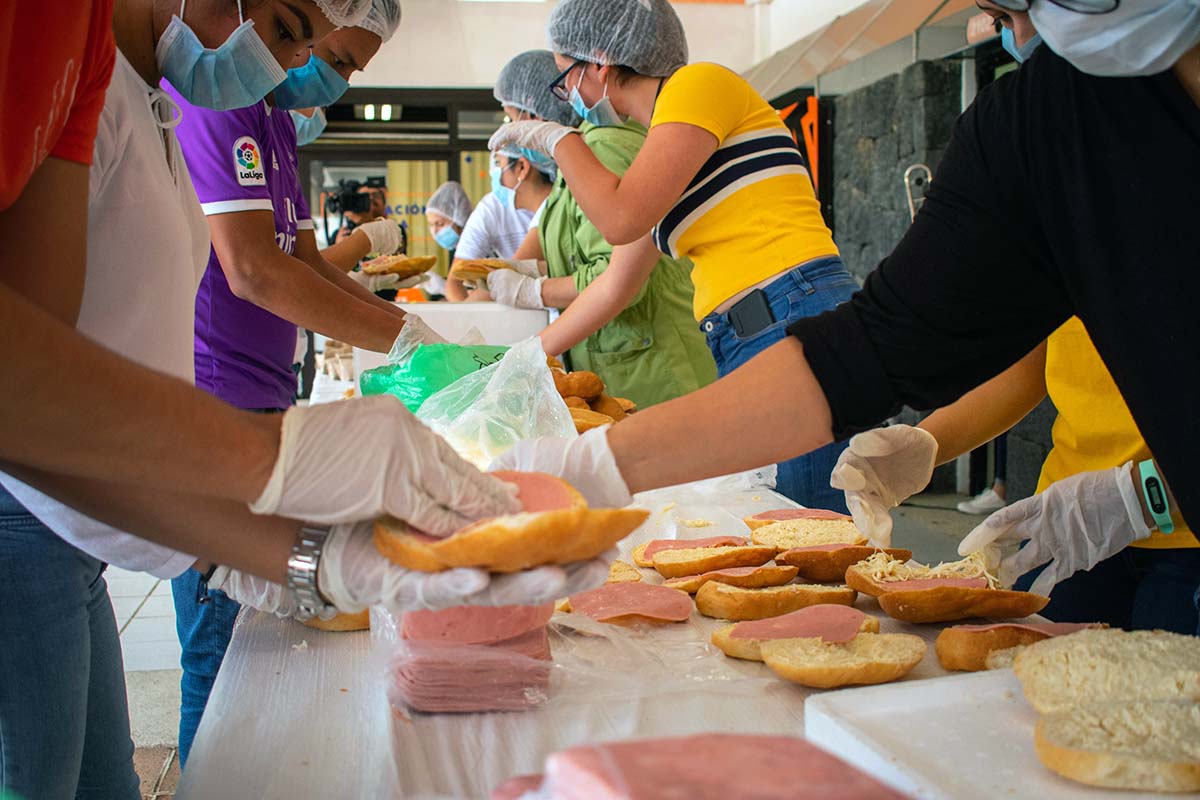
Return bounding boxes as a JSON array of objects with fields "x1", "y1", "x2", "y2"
[
  {"x1": 287, "y1": 523, "x2": 337, "y2": 621},
  {"x1": 1137, "y1": 459, "x2": 1175, "y2": 535}
]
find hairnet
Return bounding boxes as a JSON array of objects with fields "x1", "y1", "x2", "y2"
[
  {"x1": 313, "y1": 0, "x2": 372, "y2": 28},
  {"x1": 355, "y1": 0, "x2": 402, "y2": 43},
  {"x1": 498, "y1": 145, "x2": 558, "y2": 181},
  {"x1": 426, "y1": 181, "x2": 473, "y2": 227},
  {"x1": 494, "y1": 50, "x2": 582, "y2": 126},
  {"x1": 547, "y1": 0, "x2": 688, "y2": 78}
]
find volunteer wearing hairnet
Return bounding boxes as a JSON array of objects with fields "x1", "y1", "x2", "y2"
[
  {"x1": 484, "y1": 49, "x2": 716, "y2": 408},
  {"x1": 498, "y1": 2, "x2": 1200, "y2": 633},
  {"x1": 424, "y1": 180, "x2": 474, "y2": 295},
  {"x1": 0, "y1": 0, "x2": 526, "y2": 795},
  {"x1": 490, "y1": 0, "x2": 856, "y2": 510}
]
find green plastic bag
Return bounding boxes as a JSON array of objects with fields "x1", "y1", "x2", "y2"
[{"x1": 359, "y1": 342, "x2": 508, "y2": 412}]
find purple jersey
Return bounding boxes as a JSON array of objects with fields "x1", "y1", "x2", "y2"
[{"x1": 166, "y1": 82, "x2": 312, "y2": 410}]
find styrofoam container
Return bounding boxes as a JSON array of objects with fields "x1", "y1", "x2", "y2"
[
  {"x1": 805, "y1": 669, "x2": 1171, "y2": 800},
  {"x1": 353, "y1": 303, "x2": 550, "y2": 382}
]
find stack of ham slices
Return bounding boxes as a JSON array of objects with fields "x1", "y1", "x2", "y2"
[
  {"x1": 391, "y1": 604, "x2": 555, "y2": 713},
  {"x1": 489, "y1": 733, "x2": 908, "y2": 799}
]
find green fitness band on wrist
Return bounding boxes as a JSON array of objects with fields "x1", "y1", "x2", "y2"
[{"x1": 1137, "y1": 459, "x2": 1174, "y2": 535}]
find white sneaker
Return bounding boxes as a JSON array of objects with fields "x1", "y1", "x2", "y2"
[{"x1": 957, "y1": 488, "x2": 1006, "y2": 515}]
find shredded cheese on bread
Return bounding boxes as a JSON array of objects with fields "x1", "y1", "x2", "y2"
[{"x1": 859, "y1": 551, "x2": 1003, "y2": 589}]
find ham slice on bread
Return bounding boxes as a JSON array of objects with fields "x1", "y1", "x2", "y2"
[
  {"x1": 694, "y1": 581, "x2": 857, "y2": 621},
  {"x1": 743, "y1": 508, "x2": 852, "y2": 532},
  {"x1": 630, "y1": 536, "x2": 747, "y2": 567},
  {"x1": 750, "y1": 518, "x2": 865, "y2": 553},
  {"x1": 648, "y1": 545, "x2": 776, "y2": 579},
  {"x1": 711, "y1": 605, "x2": 879, "y2": 660},
  {"x1": 538, "y1": 733, "x2": 909, "y2": 800},
  {"x1": 663, "y1": 563, "x2": 798, "y2": 593},
  {"x1": 776, "y1": 545, "x2": 912, "y2": 583},
  {"x1": 936, "y1": 622, "x2": 1106, "y2": 672},
  {"x1": 845, "y1": 552, "x2": 1049, "y2": 623},
  {"x1": 374, "y1": 471, "x2": 647, "y2": 573},
  {"x1": 559, "y1": 581, "x2": 693, "y2": 625}
]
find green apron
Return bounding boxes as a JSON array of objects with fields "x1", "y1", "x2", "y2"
[{"x1": 539, "y1": 121, "x2": 716, "y2": 408}]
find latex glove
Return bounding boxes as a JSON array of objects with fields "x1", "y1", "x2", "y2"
[
  {"x1": 249, "y1": 395, "x2": 521, "y2": 533},
  {"x1": 958, "y1": 462, "x2": 1152, "y2": 596},
  {"x1": 492, "y1": 427, "x2": 633, "y2": 509},
  {"x1": 210, "y1": 524, "x2": 613, "y2": 618},
  {"x1": 488, "y1": 120, "x2": 576, "y2": 159},
  {"x1": 350, "y1": 270, "x2": 401, "y2": 293},
  {"x1": 486, "y1": 268, "x2": 546, "y2": 309},
  {"x1": 386, "y1": 313, "x2": 446, "y2": 365},
  {"x1": 357, "y1": 219, "x2": 404, "y2": 255},
  {"x1": 829, "y1": 425, "x2": 938, "y2": 547}
]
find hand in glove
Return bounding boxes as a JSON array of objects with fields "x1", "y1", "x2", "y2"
[
  {"x1": 492, "y1": 427, "x2": 633, "y2": 509},
  {"x1": 249, "y1": 395, "x2": 521, "y2": 533},
  {"x1": 357, "y1": 219, "x2": 404, "y2": 256},
  {"x1": 829, "y1": 425, "x2": 938, "y2": 547},
  {"x1": 957, "y1": 462, "x2": 1152, "y2": 596},
  {"x1": 386, "y1": 313, "x2": 446, "y2": 365},
  {"x1": 486, "y1": 268, "x2": 546, "y2": 309},
  {"x1": 350, "y1": 270, "x2": 401, "y2": 294},
  {"x1": 488, "y1": 121, "x2": 576, "y2": 160},
  {"x1": 211, "y1": 522, "x2": 613, "y2": 617}
]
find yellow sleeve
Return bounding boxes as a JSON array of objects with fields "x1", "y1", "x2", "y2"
[{"x1": 650, "y1": 62, "x2": 751, "y2": 144}]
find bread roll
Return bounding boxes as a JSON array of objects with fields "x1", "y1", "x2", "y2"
[
  {"x1": 694, "y1": 582, "x2": 856, "y2": 621},
  {"x1": 760, "y1": 633, "x2": 926, "y2": 689}
]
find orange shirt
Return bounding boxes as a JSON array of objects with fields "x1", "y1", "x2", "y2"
[{"x1": 0, "y1": 1, "x2": 116, "y2": 211}]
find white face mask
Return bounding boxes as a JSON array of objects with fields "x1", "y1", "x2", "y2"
[{"x1": 1031, "y1": 0, "x2": 1200, "y2": 77}]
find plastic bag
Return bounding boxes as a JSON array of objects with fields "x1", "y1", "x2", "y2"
[
  {"x1": 417, "y1": 338, "x2": 575, "y2": 467},
  {"x1": 360, "y1": 337, "x2": 507, "y2": 413}
]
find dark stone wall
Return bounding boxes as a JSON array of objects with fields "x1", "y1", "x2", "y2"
[
  {"x1": 831, "y1": 60, "x2": 961, "y2": 280},
  {"x1": 829, "y1": 59, "x2": 1055, "y2": 501}
]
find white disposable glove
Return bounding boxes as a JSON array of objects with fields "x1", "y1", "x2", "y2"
[
  {"x1": 829, "y1": 425, "x2": 938, "y2": 548},
  {"x1": 492, "y1": 427, "x2": 633, "y2": 509},
  {"x1": 350, "y1": 270, "x2": 400, "y2": 293},
  {"x1": 486, "y1": 268, "x2": 546, "y2": 310},
  {"x1": 958, "y1": 462, "x2": 1152, "y2": 596},
  {"x1": 386, "y1": 313, "x2": 446, "y2": 365},
  {"x1": 488, "y1": 121, "x2": 576, "y2": 160},
  {"x1": 250, "y1": 395, "x2": 521, "y2": 533},
  {"x1": 211, "y1": 523, "x2": 613, "y2": 618},
  {"x1": 357, "y1": 219, "x2": 404, "y2": 255}
]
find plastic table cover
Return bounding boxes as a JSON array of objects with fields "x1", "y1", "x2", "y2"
[{"x1": 176, "y1": 472, "x2": 1016, "y2": 800}]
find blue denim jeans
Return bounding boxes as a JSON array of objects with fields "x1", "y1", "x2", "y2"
[
  {"x1": 1015, "y1": 546, "x2": 1200, "y2": 635},
  {"x1": 0, "y1": 487, "x2": 140, "y2": 800},
  {"x1": 701, "y1": 257, "x2": 859, "y2": 512}
]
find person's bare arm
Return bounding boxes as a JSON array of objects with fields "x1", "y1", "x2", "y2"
[
  {"x1": 553, "y1": 123, "x2": 716, "y2": 245},
  {"x1": 0, "y1": 284, "x2": 280, "y2": 500},
  {"x1": 294, "y1": 229, "x2": 406, "y2": 321},
  {"x1": 609, "y1": 337, "x2": 833, "y2": 493},
  {"x1": 538, "y1": 235, "x2": 659, "y2": 357},
  {"x1": 540, "y1": 278, "x2": 579, "y2": 309},
  {"x1": 513, "y1": 226, "x2": 544, "y2": 261},
  {"x1": 920, "y1": 342, "x2": 1050, "y2": 466},
  {"x1": 319, "y1": 227, "x2": 372, "y2": 272},
  {"x1": 207, "y1": 211, "x2": 403, "y2": 352},
  {"x1": 3, "y1": 465, "x2": 297, "y2": 582},
  {"x1": 444, "y1": 272, "x2": 470, "y2": 302}
]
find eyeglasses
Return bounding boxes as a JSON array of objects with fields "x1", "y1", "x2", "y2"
[
  {"x1": 548, "y1": 60, "x2": 587, "y2": 102},
  {"x1": 986, "y1": 0, "x2": 1118, "y2": 12}
]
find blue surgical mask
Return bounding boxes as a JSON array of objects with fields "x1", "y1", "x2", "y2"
[
  {"x1": 156, "y1": 0, "x2": 287, "y2": 110},
  {"x1": 490, "y1": 161, "x2": 521, "y2": 209},
  {"x1": 1031, "y1": 0, "x2": 1200, "y2": 77},
  {"x1": 1001, "y1": 28, "x2": 1043, "y2": 63},
  {"x1": 273, "y1": 53, "x2": 349, "y2": 110},
  {"x1": 434, "y1": 226, "x2": 460, "y2": 250},
  {"x1": 568, "y1": 86, "x2": 623, "y2": 128},
  {"x1": 291, "y1": 107, "x2": 327, "y2": 146}
]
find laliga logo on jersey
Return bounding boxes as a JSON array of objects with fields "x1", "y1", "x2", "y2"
[{"x1": 233, "y1": 136, "x2": 266, "y2": 187}]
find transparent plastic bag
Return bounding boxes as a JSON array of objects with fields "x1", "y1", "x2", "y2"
[{"x1": 417, "y1": 338, "x2": 576, "y2": 468}]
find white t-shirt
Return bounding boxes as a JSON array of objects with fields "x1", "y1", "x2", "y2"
[
  {"x1": 0, "y1": 51, "x2": 210, "y2": 578},
  {"x1": 454, "y1": 192, "x2": 535, "y2": 260}
]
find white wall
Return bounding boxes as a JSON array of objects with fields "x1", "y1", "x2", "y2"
[
  {"x1": 765, "y1": 0, "x2": 867, "y2": 57},
  {"x1": 354, "y1": 0, "x2": 758, "y2": 89}
]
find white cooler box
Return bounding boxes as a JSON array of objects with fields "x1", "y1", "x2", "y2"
[{"x1": 353, "y1": 303, "x2": 550, "y2": 386}]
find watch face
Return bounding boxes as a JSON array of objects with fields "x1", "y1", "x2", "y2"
[{"x1": 1146, "y1": 477, "x2": 1167, "y2": 515}]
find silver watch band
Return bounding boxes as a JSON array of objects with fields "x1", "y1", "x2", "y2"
[{"x1": 287, "y1": 523, "x2": 336, "y2": 622}]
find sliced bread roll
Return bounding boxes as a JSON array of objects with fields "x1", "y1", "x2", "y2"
[
  {"x1": 935, "y1": 622, "x2": 1103, "y2": 672},
  {"x1": 631, "y1": 536, "x2": 748, "y2": 568},
  {"x1": 742, "y1": 508, "x2": 852, "y2": 532},
  {"x1": 712, "y1": 605, "x2": 879, "y2": 661},
  {"x1": 605, "y1": 560, "x2": 643, "y2": 584},
  {"x1": 651, "y1": 545, "x2": 777, "y2": 579},
  {"x1": 750, "y1": 518, "x2": 864, "y2": 553},
  {"x1": 777, "y1": 546, "x2": 912, "y2": 584},
  {"x1": 761, "y1": 633, "x2": 927, "y2": 689},
  {"x1": 1034, "y1": 701, "x2": 1200, "y2": 792},
  {"x1": 301, "y1": 609, "x2": 370, "y2": 632},
  {"x1": 664, "y1": 564, "x2": 798, "y2": 594},
  {"x1": 694, "y1": 581, "x2": 856, "y2": 621},
  {"x1": 1013, "y1": 628, "x2": 1200, "y2": 714}
]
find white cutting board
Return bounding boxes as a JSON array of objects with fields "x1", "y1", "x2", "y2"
[{"x1": 805, "y1": 670, "x2": 1183, "y2": 800}]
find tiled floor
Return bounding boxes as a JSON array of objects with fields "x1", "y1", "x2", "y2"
[{"x1": 109, "y1": 567, "x2": 182, "y2": 672}]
